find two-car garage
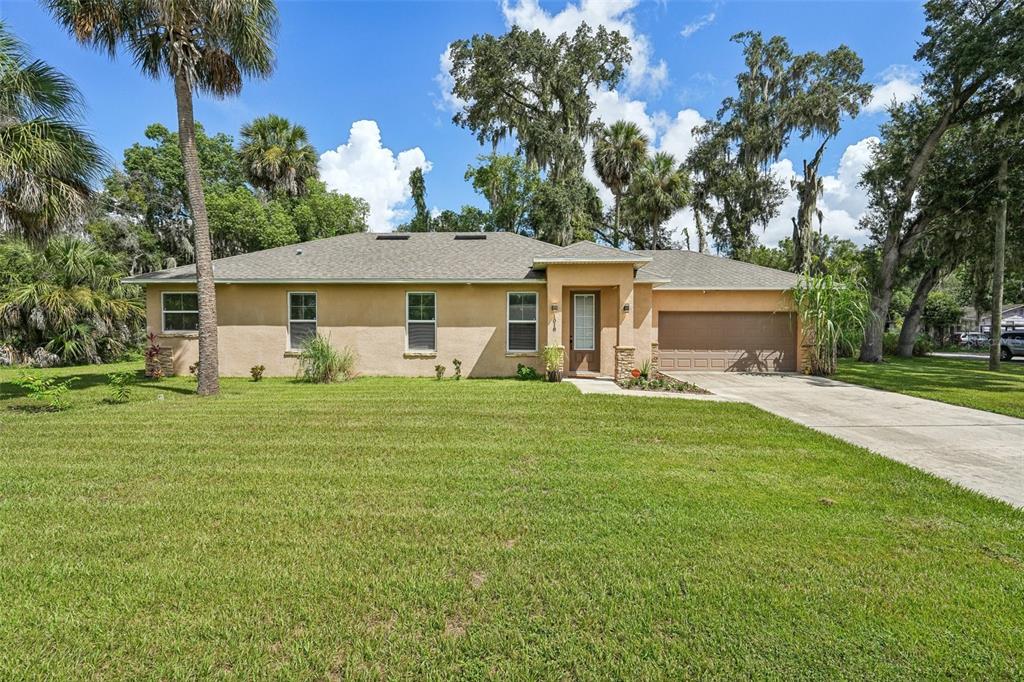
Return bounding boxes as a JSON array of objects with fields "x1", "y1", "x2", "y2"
[
  {"x1": 638, "y1": 250, "x2": 803, "y2": 374},
  {"x1": 657, "y1": 311, "x2": 798, "y2": 372}
]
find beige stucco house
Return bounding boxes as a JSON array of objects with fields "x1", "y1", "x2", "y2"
[{"x1": 125, "y1": 231, "x2": 802, "y2": 380}]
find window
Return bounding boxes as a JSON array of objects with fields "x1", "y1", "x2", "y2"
[
  {"x1": 288, "y1": 292, "x2": 317, "y2": 350},
  {"x1": 406, "y1": 292, "x2": 436, "y2": 352},
  {"x1": 507, "y1": 292, "x2": 538, "y2": 352},
  {"x1": 162, "y1": 292, "x2": 199, "y2": 332},
  {"x1": 573, "y1": 293, "x2": 595, "y2": 350}
]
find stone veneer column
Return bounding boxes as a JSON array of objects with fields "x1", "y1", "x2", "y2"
[
  {"x1": 650, "y1": 342, "x2": 660, "y2": 374},
  {"x1": 158, "y1": 347, "x2": 174, "y2": 376},
  {"x1": 614, "y1": 346, "x2": 635, "y2": 383}
]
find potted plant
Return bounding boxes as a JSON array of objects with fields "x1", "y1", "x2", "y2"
[{"x1": 542, "y1": 345, "x2": 564, "y2": 382}]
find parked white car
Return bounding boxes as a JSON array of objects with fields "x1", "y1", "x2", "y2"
[{"x1": 1000, "y1": 332, "x2": 1024, "y2": 361}]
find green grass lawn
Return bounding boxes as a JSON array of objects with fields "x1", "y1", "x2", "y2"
[
  {"x1": 836, "y1": 355, "x2": 1024, "y2": 419},
  {"x1": 2, "y1": 363, "x2": 1022, "y2": 678}
]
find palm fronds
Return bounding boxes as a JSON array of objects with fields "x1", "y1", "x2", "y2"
[{"x1": 0, "y1": 236, "x2": 144, "y2": 365}]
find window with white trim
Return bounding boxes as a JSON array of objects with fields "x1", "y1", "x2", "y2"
[
  {"x1": 162, "y1": 292, "x2": 199, "y2": 332},
  {"x1": 507, "y1": 292, "x2": 538, "y2": 352},
  {"x1": 406, "y1": 292, "x2": 436, "y2": 352},
  {"x1": 288, "y1": 292, "x2": 317, "y2": 350}
]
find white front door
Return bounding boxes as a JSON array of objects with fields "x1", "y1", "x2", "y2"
[{"x1": 570, "y1": 293, "x2": 599, "y2": 372}]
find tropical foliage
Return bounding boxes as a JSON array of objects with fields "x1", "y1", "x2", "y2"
[
  {"x1": 592, "y1": 121, "x2": 649, "y2": 248},
  {"x1": 238, "y1": 114, "x2": 317, "y2": 197},
  {"x1": 297, "y1": 334, "x2": 356, "y2": 383},
  {"x1": 88, "y1": 123, "x2": 369, "y2": 267},
  {"x1": 0, "y1": 237, "x2": 143, "y2": 365},
  {"x1": 623, "y1": 152, "x2": 690, "y2": 249},
  {"x1": 0, "y1": 21, "x2": 105, "y2": 244},
  {"x1": 47, "y1": 0, "x2": 282, "y2": 396},
  {"x1": 794, "y1": 273, "x2": 868, "y2": 376}
]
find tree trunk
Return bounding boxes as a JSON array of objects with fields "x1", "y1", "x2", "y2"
[
  {"x1": 695, "y1": 212, "x2": 707, "y2": 253},
  {"x1": 174, "y1": 73, "x2": 220, "y2": 396},
  {"x1": 988, "y1": 154, "x2": 1008, "y2": 371},
  {"x1": 859, "y1": 109, "x2": 954, "y2": 363},
  {"x1": 612, "y1": 194, "x2": 621, "y2": 248},
  {"x1": 897, "y1": 264, "x2": 941, "y2": 357}
]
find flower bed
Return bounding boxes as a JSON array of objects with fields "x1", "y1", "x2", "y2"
[{"x1": 618, "y1": 370, "x2": 710, "y2": 394}]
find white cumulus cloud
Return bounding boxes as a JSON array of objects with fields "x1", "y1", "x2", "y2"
[
  {"x1": 433, "y1": 46, "x2": 465, "y2": 112},
  {"x1": 760, "y1": 137, "x2": 878, "y2": 246},
  {"x1": 318, "y1": 120, "x2": 431, "y2": 231},
  {"x1": 865, "y1": 65, "x2": 921, "y2": 113}
]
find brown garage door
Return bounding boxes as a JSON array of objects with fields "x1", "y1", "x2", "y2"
[{"x1": 659, "y1": 311, "x2": 797, "y2": 372}]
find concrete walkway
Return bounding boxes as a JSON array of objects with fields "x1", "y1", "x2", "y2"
[
  {"x1": 667, "y1": 372, "x2": 1024, "y2": 509},
  {"x1": 931, "y1": 352, "x2": 1023, "y2": 362}
]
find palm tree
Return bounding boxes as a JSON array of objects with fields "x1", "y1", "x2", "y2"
[
  {"x1": 624, "y1": 152, "x2": 690, "y2": 250},
  {"x1": 0, "y1": 236, "x2": 144, "y2": 364},
  {"x1": 47, "y1": 0, "x2": 278, "y2": 396},
  {"x1": 238, "y1": 114, "x2": 317, "y2": 197},
  {"x1": 591, "y1": 120, "x2": 648, "y2": 248},
  {"x1": 0, "y1": 21, "x2": 105, "y2": 244}
]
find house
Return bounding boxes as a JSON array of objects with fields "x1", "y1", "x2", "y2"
[
  {"x1": 124, "y1": 232, "x2": 803, "y2": 380},
  {"x1": 979, "y1": 303, "x2": 1024, "y2": 333}
]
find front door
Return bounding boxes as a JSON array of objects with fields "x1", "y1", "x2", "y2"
[{"x1": 570, "y1": 292, "x2": 599, "y2": 373}]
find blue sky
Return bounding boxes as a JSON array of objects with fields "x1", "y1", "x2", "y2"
[{"x1": 3, "y1": 0, "x2": 927, "y2": 244}]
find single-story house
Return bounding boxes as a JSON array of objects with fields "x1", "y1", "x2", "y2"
[
  {"x1": 124, "y1": 231, "x2": 803, "y2": 380},
  {"x1": 979, "y1": 303, "x2": 1024, "y2": 333}
]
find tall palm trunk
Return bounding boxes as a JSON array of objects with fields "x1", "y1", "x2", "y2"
[
  {"x1": 988, "y1": 153, "x2": 1007, "y2": 371},
  {"x1": 612, "y1": 193, "x2": 621, "y2": 248},
  {"x1": 174, "y1": 73, "x2": 220, "y2": 395},
  {"x1": 695, "y1": 212, "x2": 707, "y2": 253}
]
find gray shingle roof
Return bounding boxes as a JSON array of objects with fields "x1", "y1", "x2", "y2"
[
  {"x1": 636, "y1": 250, "x2": 799, "y2": 290},
  {"x1": 123, "y1": 232, "x2": 796, "y2": 290},
  {"x1": 124, "y1": 232, "x2": 566, "y2": 283},
  {"x1": 533, "y1": 240, "x2": 651, "y2": 265}
]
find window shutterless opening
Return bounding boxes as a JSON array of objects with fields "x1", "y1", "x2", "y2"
[
  {"x1": 507, "y1": 292, "x2": 538, "y2": 352},
  {"x1": 288, "y1": 292, "x2": 317, "y2": 350},
  {"x1": 161, "y1": 292, "x2": 199, "y2": 332},
  {"x1": 406, "y1": 292, "x2": 436, "y2": 352}
]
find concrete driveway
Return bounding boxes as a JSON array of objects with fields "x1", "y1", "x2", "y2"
[{"x1": 668, "y1": 372, "x2": 1024, "y2": 509}]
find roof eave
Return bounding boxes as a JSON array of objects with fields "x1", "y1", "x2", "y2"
[
  {"x1": 122, "y1": 277, "x2": 548, "y2": 285},
  {"x1": 652, "y1": 285, "x2": 796, "y2": 291}
]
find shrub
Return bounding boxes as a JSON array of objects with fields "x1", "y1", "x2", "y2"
[
  {"x1": 13, "y1": 372, "x2": 76, "y2": 411},
  {"x1": 188, "y1": 361, "x2": 200, "y2": 380},
  {"x1": 250, "y1": 364, "x2": 266, "y2": 381},
  {"x1": 434, "y1": 364, "x2": 446, "y2": 380},
  {"x1": 882, "y1": 331, "x2": 900, "y2": 356},
  {"x1": 638, "y1": 358, "x2": 652, "y2": 380},
  {"x1": 298, "y1": 334, "x2": 355, "y2": 383},
  {"x1": 106, "y1": 371, "x2": 134, "y2": 404},
  {"x1": 515, "y1": 363, "x2": 540, "y2": 380},
  {"x1": 144, "y1": 333, "x2": 164, "y2": 379},
  {"x1": 794, "y1": 273, "x2": 867, "y2": 376},
  {"x1": 883, "y1": 331, "x2": 934, "y2": 357},
  {"x1": 452, "y1": 358, "x2": 462, "y2": 380},
  {"x1": 541, "y1": 345, "x2": 564, "y2": 373},
  {"x1": 913, "y1": 335, "x2": 935, "y2": 357}
]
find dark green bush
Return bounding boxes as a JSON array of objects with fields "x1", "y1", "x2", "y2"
[{"x1": 515, "y1": 363, "x2": 540, "y2": 380}]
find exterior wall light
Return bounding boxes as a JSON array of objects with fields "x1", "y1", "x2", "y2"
[
  {"x1": 622, "y1": 303, "x2": 631, "y2": 312},
  {"x1": 551, "y1": 303, "x2": 560, "y2": 311}
]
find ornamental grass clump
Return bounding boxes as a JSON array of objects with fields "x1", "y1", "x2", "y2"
[
  {"x1": 794, "y1": 273, "x2": 867, "y2": 376},
  {"x1": 298, "y1": 334, "x2": 355, "y2": 383}
]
